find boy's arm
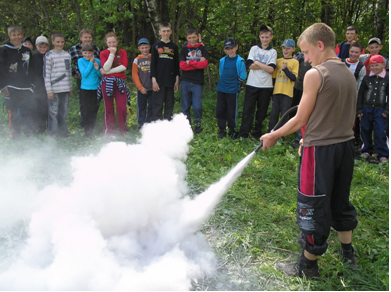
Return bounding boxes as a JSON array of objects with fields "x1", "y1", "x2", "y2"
[
  {"x1": 44, "y1": 53, "x2": 53, "y2": 95},
  {"x1": 282, "y1": 60, "x2": 298, "y2": 81},
  {"x1": 150, "y1": 44, "x2": 160, "y2": 91},
  {"x1": 174, "y1": 45, "x2": 180, "y2": 92},
  {"x1": 132, "y1": 58, "x2": 145, "y2": 91},
  {"x1": 356, "y1": 76, "x2": 367, "y2": 116},
  {"x1": 78, "y1": 58, "x2": 94, "y2": 79},
  {"x1": 68, "y1": 46, "x2": 80, "y2": 78},
  {"x1": 260, "y1": 68, "x2": 321, "y2": 150},
  {"x1": 383, "y1": 82, "x2": 389, "y2": 117}
]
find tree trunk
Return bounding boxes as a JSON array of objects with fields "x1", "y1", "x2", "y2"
[
  {"x1": 374, "y1": 0, "x2": 388, "y2": 40},
  {"x1": 72, "y1": 0, "x2": 83, "y2": 31},
  {"x1": 321, "y1": 0, "x2": 336, "y2": 27}
]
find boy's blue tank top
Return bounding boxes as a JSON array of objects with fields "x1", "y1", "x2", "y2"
[{"x1": 217, "y1": 55, "x2": 238, "y2": 94}]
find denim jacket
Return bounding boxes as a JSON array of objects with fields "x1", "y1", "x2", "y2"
[{"x1": 357, "y1": 72, "x2": 389, "y2": 116}]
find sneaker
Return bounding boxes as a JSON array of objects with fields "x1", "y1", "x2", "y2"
[
  {"x1": 379, "y1": 157, "x2": 388, "y2": 163},
  {"x1": 340, "y1": 248, "x2": 358, "y2": 269},
  {"x1": 218, "y1": 131, "x2": 227, "y2": 139},
  {"x1": 360, "y1": 152, "x2": 370, "y2": 159},
  {"x1": 276, "y1": 254, "x2": 320, "y2": 278},
  {"x1": 229, "y1": 132, "x2": 238, "y2": 140},
  {"x1": 367, "y1": 156, "x2": 379, "y2": 164}
]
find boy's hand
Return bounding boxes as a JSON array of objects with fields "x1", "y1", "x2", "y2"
[
  {"x1": 174, "y1": 81, "x2": 179, "y2": 92},
  {"x1": 140, "y1": 88, "x2": 148, "y2": 94},
  {"x1": 108, "y1": 47, "x2": 116, "y2": 55},
  {"x1": 94, "y1": 61, "x2": 99, "y2": 70},
  {"x1": 152, "y1": 78, "x2": 160, "y2": 92},
  {"x1": 200, "y1": 57, "x2": 206, "y2": 62},
  {"x1": 282, "y1": 62, "x2": 287, "y2": 69},
  {"x1": 260, "y1": 132, "x2": 278, "y2": 151},
  {"x1": 298, "y1": 139, "x2": 303, "y2": 156},
  {"x1": 90, "y1": 56, "x2": 95, "y2": 63},
  {"x1": 100, "y1": 68, "x2": 107, "y2": 75},
  {"x1": 186, "y1": 60, "x2": 190, "y2": 65},
  {"x1": 382, "y1": 113, "x2": 388, "y2": 118},
  {"x1": 47, "y1": 93, "x2": 54, "y2": 100},
  {"x1": 357, "y1": 113, "x2": 363, "y2": 118},
  {"x1": 1, "y1": 87, "x2": 9, "y2": 97}
]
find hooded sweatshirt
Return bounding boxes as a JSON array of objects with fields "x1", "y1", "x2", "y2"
[{"x1": 179, "y1": 42, "x2": 209, "y2": 84}]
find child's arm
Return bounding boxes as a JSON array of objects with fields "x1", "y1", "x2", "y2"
[
  {"x1": 102, "y1": 48, "x2": 116, "y2": 72},
  {"x1": 383, "y1": 83, "x2": 389, "y2": 118},
  {"x1": 150, "y1": 44, "x2": 160, "y2": 91},
  {"x1": 132, "y1": 58, "x2": 146, "y2": 92},
  {"x1": 44, "y1": 53, "x2": 53, "y2": 99},
  {"x1": 78, "y1": 58, "x2": 94, "y2": 79},
  {"x1": 282, "y1": 61, "x2": 298, "y2": 82},
  {"x1": 260, "y1": 68, "x2": 320, "y2": 150},
  {"x1": 356, "y1": 76, "x2": 368, "y2": 117},
  {"x1": 174, "y1": 45, "x2": 180, "y2": 92}
]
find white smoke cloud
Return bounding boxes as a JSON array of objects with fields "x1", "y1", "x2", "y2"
[{"x1": 0, "y1": 114, "x2": 254, "y2": 290}]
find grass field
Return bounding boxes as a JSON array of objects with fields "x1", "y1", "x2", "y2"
[{"x1": 0, "y1": 82, "x2": 388, "y2": 291}]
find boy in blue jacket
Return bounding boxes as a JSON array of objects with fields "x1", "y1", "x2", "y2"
[
  {"x1": 77, "y1": 43, "x2": 102, "y2": 138},
  {"x1": 216, "y1": 38, "x2": 247, "y2": 139}
]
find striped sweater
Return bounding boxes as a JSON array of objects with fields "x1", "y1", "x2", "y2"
[{"x1": 44, "y1": 50, "x2": 73, "y2": 93}]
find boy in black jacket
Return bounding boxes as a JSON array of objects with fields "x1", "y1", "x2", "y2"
[
  {"x1": 150, "y1": 22, "x2": 179, "y2": 121},
  {"x1": 31, "y1": 35, "x2": 50, "y2": 134},
  {"x1": 0, "y1": 25, "x2": 35, "y2": 139}
]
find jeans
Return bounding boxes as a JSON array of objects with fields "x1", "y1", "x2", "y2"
[
  {"x1": 137, "y1": 90, "x2": 153, "y2": 127},
  {"x1": 268, "y1": 94, "x2": 293, "y2": 132},
  {"x1": 216, "y1": 91, "x2": 238, "y2": 134},
  {"x1": 48, "y1": 92, "x2": 70, "y2": 136},
  {"x1": 181, "y1": 80, "x2": 203, "y2": 132}
]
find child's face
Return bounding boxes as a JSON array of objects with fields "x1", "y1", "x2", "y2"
[
  {"x1": 52, "y1": 37, "x2": 65, "y2": 51},
  {"x1": 36, "y1": 43, "x2": 49, "y2": 55},
  {"x1": 282, "y1": 46, "x2": 295, "y2": 58},
  {"x1": 9, "y1": 31, "x2": 23, "y2": 47},
  {"x1": 186, "y1": 33, "x2": 199, "y2": 46},
  {"x1": 138, "y1": 44, "x2": 150, "y2": 56},
  {"x1": 224, "y1": 46, "x2": 238, "y2": 57},
  {"x1": 348, "y1": 46, "x2": 361, "y2": 62},
  {"x1": 259, "y1": 32, "x2": 273, "y2": 47},
  {"x1": 106, "y1": 36, "x2": 118, "y2": 48},
  {"x1": 367, "y1": 43, "x2": 382, "y2": 56},
  {"x1": 82, "y1": 50, "x2": 93, "y2": 60},
  {"x1": 80, "y1": 33, "x2": 93, "y2": 44},
  {"x1": 345, "y1": 30, "x2": 358, "y2": 43},
  {"x1": 370, "y1": 62, "x2": 385, "y2": 75},
  {"x1": 159, "y1": 27, "x2": 172, "y2": 41},
  {"x1": 23, "y1": 40, "x2": 33, "y2": 51},
  {"x1": 299, "y1": 39, "x2": 320, "y2": 67}
]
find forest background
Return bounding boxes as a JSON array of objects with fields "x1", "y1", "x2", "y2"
[{"x1": 0, "y1": 0, "x2": 389, "y2": 88}]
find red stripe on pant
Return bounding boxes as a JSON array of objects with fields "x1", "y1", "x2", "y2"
[{"x1": 300, "y1": 146, "x2": 316, "y2": 246}]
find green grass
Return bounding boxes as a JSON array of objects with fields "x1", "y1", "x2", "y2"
[{"x1": 0, "y1": 83, "x2": 388, "y2": 291}]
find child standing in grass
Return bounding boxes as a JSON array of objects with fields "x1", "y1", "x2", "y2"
[
  {"x1": 78, "y1": 43, "x2": 102, "y2": 138},
  {"x1": 98, "y1": 32, "x2": 130, "y2": 137},
  {"x1": 357, "y1": 55, "x2": 389, "y2": 164},
  {"x1": 132, "y1": 38, "x2": 153, "y2": 130},
  {"x1": 216, "y1": 38, "x2": 247, "y2": 139},
  {"x1": 44, "y1": 32, "x2": 73, "y2": 138},
  {"x1": 179, "y1": 27, "x2": 209, "y2": 134},
  {"x1": 267, "y1": 39, "x2": 299, "y2": 132}
]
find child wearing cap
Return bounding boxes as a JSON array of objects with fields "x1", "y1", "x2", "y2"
[
  {"x1": 357, "y1": 54, "x2": 389, "y2": 163},
  {"x1": 216, "y1": 38, "x2": 247, "y2": 139},
  {"x1": 358, "y1": 38, "x2": 388, "y2": 74},
  {"x1": 132, "y1": 38, "x2": 153, "y2": 129},
  {"x1": 31, "y1": 35, "x2": 50, "y2": 133},
  {"x1": 267, "y1": 39, "x2": 299, "y2": 132},
  {"x1": 22, "y1": 37, "x2": 34, "y2": 51},
  {"x1": 238, "y1": 24, "x2": 277, "y2": 140},
  {"x1": 179, "y1": 27, "x2": 209, "y2": 134}
]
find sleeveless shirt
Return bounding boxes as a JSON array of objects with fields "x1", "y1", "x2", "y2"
[{"x1": 303, "y1": 62, "x2": 356, "y2": 147}]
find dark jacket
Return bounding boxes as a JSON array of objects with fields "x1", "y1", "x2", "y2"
[
  {"x1": 179, "y1": 42, "x2": 209, "y2": 84},
  {"x1": 0, "y1": 42, "x2": 34, "y2": 90},
  {"x1": 357, "y1": 73, "x2": 389, "y2": 116},
  {"x1": 150, "y1": 41, "x2": 179, "y2": 88},
  {"x1": 31, "y1": 51, "x2": 47, "y2": 95}
]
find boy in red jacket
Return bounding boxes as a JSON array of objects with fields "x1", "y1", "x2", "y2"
[{"x1": 179, "y1": 27, "x2": 209, "y2": 134}]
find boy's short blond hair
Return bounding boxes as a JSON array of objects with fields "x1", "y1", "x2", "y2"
[
  {"x1": 8, "y1": 25, "x2": 23, "y2": 35},
  {"x1": 79, "y1": 29, "x2": 93, "y2": 38},
  {"x1": 159, "y1": 22, "x2": 171, "y2": 30},
  {"x1": 298, "y1": 23, "x2": 335, "y2": 50}
]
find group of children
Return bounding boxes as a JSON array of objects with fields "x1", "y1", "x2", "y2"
[{"x1": 0, "y1": 23, "x2": 388, "y2": 162}]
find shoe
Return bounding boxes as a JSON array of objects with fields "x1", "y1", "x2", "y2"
[
  {"x1": 379, "y1": 157, "x2": 388, "y2": 163},
  {"x1": 340, "y1": 247, "x2": 358, "y2": 269},
  {"x1": 229, "y1": 132, "x2": 238, "y2": 140},
  {"x1": 367, "y1": 156, "x2": 379, "y2": 164},
  {"x1": 292, "y1": 140, "x2": 300, "y2": 149},
  {"x1": 360, "y1": 152, "x2": 370, "y2": 159},
  {"x1": 218, "y1": 131, "x2": 227, "y2": 139},
  {"x1": 195, "y1": 127, "x2": 203, "y2": 134},
  {"x1": 276, "y1": 253, "x2": 320, "y2": 278}
]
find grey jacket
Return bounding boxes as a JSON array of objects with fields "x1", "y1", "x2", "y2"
[{"x1": 44, "y1": 50, "x2": 72, "y2": 93}]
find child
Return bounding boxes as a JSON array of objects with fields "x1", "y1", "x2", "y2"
[
  {"x1": 357, "y1": 55, "x2": 389, "y2": 164},
  {"x1": 179, "y1": 27, "x2": 209, "y2": 134},
  {"x1": 238, "y1": 24, "x2": 277, "y2": 140},
  {"x1": 0, "y1": 25, "x2": 35, "y2": 139},
  {"x1": 22, "y1": 37, "x2": 34, "y2": 51},
  {"x1": 268, "y1": 39, "x2": 299, "y2": 132},
  {"x1": 261, "y1": 23, "x2": 358, "y2": 278},
  {"x1": 359, "y1": 38, "x2": 389, "y2": 74},
  {"x1": 44, "y1": 32, "x2": 73, "y2": 137},
  {"x1": 31, "y1": 35, "x2": 50, "y2": 134},
  {"x1": 98, "y1": 32, "x2": 130, "y2": 137},
  {"x1": 132, "y1": 38, "x2": 153, "y2": 130},
  {"x1": 150, "y1": 22, "x2": 179, "y2": 121},
  {"x1": 216, "y1": 38, "x2": 247, "y2": 139},
  {"x1": 343, "y1": 42, "x2": 366, "y2": 149},
  {"x1": 78, "y1": 43, "x2": 102, "y2": 138},
  {"x1": 335, "y1": 25, "x2": 364, "y2": 59}
]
